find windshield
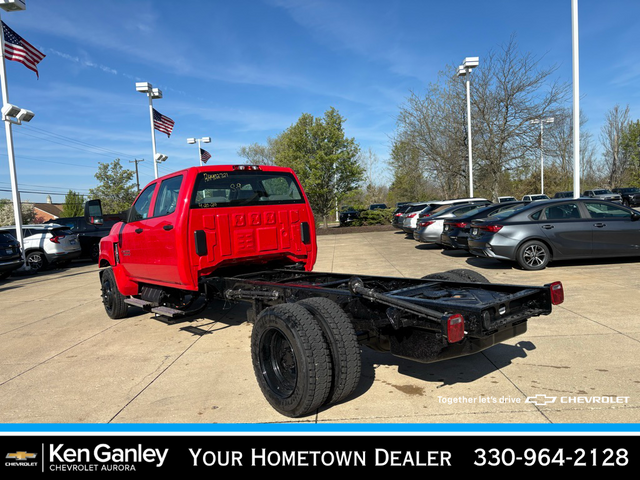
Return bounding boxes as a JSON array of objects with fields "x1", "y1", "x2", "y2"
[
  {"x1": 191, "y1": 170, "x2": 305, "y2": 208},
  {"x1": 592, "y1": 189, "x2": 612, "y2": 195}
]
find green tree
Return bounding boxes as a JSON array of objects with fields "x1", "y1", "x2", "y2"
[
  {"x1": 89, "y1": 159, "x2": 138, "y2": 214},
  {"x1": 243, "y1": 107, "x2": 363, "y2": 227},
  {"x1": 61, "y1": 190, "x2": 85, "y2": 217},
  {"x1": 620, "y1": 119, "x2": 640, "y2": 187},
  {"x1": 277, "y1": 108, "x2": 363, "y2": 227}
]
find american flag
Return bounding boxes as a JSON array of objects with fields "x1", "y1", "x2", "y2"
[
  {"x1": 153, "y1": 108, "x2": 175, "y2": 137},
  {"x1": 2, "y1": 22, "x2": 46, "y2": 78},
  {"x1": 200, "y1": 148, "x2": 212, "y2": 164}
]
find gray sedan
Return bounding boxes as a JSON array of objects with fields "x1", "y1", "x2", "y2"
[{"x1": 467, "y1": 199, "x2": 640, "y2": 270}]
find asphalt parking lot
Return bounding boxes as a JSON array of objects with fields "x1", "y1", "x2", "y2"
[{"x1": 1, "y1": 229, "x2": 639, "y2": 426}]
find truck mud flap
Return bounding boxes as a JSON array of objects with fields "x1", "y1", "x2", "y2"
[{"x1": 389, "y1": 320, "x2": 528, "y2": 364}]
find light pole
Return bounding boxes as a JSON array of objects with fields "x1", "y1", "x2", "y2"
[
  {"x1": 187, "y1": 136, "x2": 211, "y2": 165},
  {"x1": 136, "y1": 81, "x2": 164, "y2": 179},
  {"x1": 571, "y1": 0, "x2": 580, "y2": 199},
  {"x1": 530, "y1": 117, "x2": 554, "y2": 194},
  {"x1": 457, "y1": 56, "x2": 479, "y2": 197},
  {"x1": 0, "y1": 0, "x2": 34, "y2": 270}
]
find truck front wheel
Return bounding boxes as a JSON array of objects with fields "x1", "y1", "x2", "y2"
[
  {"x1": 100, "y1": 267, "x2": 128, "y2": 319},
  {"x1": 251, "y1": 303, "x2": 332, "y2": 417}
]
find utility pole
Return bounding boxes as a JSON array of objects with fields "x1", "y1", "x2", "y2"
[{"x1": 129, "y1": 158, "x2": 144, "y2": 192}]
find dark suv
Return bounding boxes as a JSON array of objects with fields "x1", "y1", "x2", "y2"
[
  {"x1": 612, "y1": 187, "x2": 640, "y2": 207},
  {"x1": 45, "y1": 216, "x2": 119, "y2": 262},
  {"x1": 0, "y1": 229, "x2": 22, "y2": 280}
]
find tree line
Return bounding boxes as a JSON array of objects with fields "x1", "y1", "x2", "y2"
[
  {"x1": 387, "y1": 36, "x2": 640, "y2": 205},
  {"x1": 5, "y1": 34, "x2": 637, "y2": 227}
]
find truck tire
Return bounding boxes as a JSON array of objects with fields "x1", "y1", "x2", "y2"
[
  {"x1": 251, "y1": 303, "x2": 332, "y2": 417},
  {"x1": 444, "y1": 269, "x2": 490, "y2": 283},
  {"x1": 297, "y1": 297, "x2": 361, "y2": 406},
  {"x1": 100, "y1": 267, "x2": 129, "y2": 319},
  {"x1": 421, "y1": 272, "x2": 461, "y2": 281}
]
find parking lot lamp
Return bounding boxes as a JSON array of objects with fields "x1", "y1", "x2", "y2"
[
  {"x1": 457, "y1": 56, "x2": 479, "y2": 197},
  {"x1": 187, "y1": 136, "x2": 211, "y2": 165},
  {"x1": 530, "y1": 117, "x2": 554, "y2": 194},
  {"x1": 0, "y1": 0, "x2": 30, "y2": 270},
  {"x1": 136, "y1": 81, "x2": 163, "y2": 179}
]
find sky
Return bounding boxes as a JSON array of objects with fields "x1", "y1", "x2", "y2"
[{"x1": 1, "y1": 0, "x2": 640, "y2": 205}]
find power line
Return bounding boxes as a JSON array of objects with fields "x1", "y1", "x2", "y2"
[{"x1": 22, "y1": 124, "x2": 139, "y2": 160}]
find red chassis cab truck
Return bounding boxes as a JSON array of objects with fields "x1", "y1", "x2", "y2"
[{"x1": 90, "y1": 164, "x2": 564, "y2": 418}]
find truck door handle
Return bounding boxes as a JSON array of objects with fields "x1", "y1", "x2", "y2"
[
  {"x1": 593, "y1": 223, "x2": 606, "y2": 228},
  {"x1": 541, "y1": 225, "x2": 554, "y2": 229},
  {"x1": 135, "y1": 228, "x2": 143, "y2": 234},
  {"x1": 163, "y1": 224, "x2": 174, "y2": 231}
]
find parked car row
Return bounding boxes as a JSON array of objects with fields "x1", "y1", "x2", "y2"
[
  {"x1": 0, "y1": 212, "x2": 120, "y2": 281},
  {"x1": 393, "y1": 195, "x2": 640, "y2": 270}
]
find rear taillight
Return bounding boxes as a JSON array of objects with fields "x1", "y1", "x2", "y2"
[
  {"x1": 453, "y1": 222, "x2": 467, "y2": 228},
  {"x1": 480, "y1": 225, "x2": 503, "y2": 233},
  {"x1": 446, "y1": 314, "x2": 465, "y2": 343},
  {"x1": 548, "y1": 281, "x2": 564, "y2": 305},
  {"x1": 419, "y1": 220, "x2": 434, "y2": 227},
  {"x1": 394, "y1": 213, "x2": 403, "y2": 217},
  {"x1": 50, "y1": 235, "x2": 63, "y2": 244},
  {"x1": 418, "y1": 213, "x2": 431, "y2": 219},
  {"x1": 233, "y1": 165, "x2": 261, "y2": 171},
  {"x1": 406, "y1": 213, "x2": 417, "y2": 218}
]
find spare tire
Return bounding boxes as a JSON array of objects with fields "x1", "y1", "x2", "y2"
[{"x1": 444, "y1": 268, "x2": 490, "y2": 283}]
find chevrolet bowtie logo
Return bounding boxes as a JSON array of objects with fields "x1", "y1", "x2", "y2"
[
  {"x1": 526, "y1": 394, "x2": 557, "y2": 406},
  {"x1": 6, "y1": 451, "x2": 37, "y2": 460}
]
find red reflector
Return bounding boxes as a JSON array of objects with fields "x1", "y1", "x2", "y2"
[
  {"x1": 447, "y1": 314, "x2": 465, "y2": 343},
  {"x1": 549, "y1": 281, "x2": 564, "y2": 305},
  {"x1": 233, "y1": 165, "x2": 261, "y2": 171}
]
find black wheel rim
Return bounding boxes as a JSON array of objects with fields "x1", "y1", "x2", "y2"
[
  {"x1": 523, "y1": 244, "x2": 546, "y2": 268},
  {"x1": 259, "y1": 328, "x2": 297, "y2": 399},
  {"x1": 101, "y1": 276, "x2": 115, "y2": 314}
]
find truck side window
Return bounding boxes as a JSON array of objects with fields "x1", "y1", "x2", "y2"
[
  {"x1": 154, "y1": 175, "x2": 183, "y2": 217},
  {"x1": 130, "y1": 184, "x2": 156, "y2": 221}
]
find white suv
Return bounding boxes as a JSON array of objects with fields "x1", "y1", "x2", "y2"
[
  {"x1": 404, "y1": 197, "x2": 490, "y2": 233},
  {"x1": 4, "y1": 224, "x2": 81, "y2": 271}
]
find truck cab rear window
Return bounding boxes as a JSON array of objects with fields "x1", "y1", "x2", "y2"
[{"x1": 191, "y1": 171, "x2": 304, "y2": 208}]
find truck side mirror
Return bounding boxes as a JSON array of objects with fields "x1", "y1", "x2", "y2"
[{"x1": 84, "y1": 199, "x2": 104, "y2": 225}]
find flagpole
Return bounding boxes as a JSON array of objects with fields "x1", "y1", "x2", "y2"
[
  {"x1": 0, "y1": 14, "x2": 26, "y2": 268},
  {"x1": 197, "y1": 138, "x2": 202, "y2": 166},
  {"x1": 148, "y1": 96, "x2": 158, "y2": 179}
]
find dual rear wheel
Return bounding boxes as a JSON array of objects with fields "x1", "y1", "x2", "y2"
[{"x1": 251, "y1": 297, "x2": 361, "y2": 418}]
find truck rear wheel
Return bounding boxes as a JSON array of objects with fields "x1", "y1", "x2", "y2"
[
  {"x1": 297, "y1": 297, "x2": 361, "y2": 406},
  {"x1": 251, "y1": 303, "x2": 332, "y2": 417},
  {"x1": 100, "y1": 267, "x2": 128, "y2": 319}
]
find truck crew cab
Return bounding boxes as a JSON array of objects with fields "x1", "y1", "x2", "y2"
[{"x1": 92, "y1": 164, "x2": 564, "y2": 418}]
